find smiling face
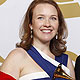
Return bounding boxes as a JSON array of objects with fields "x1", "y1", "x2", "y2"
[{"x1": 31, "y1": 3, "x2": 59, "y2": 44}]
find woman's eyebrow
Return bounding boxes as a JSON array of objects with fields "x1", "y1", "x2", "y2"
[
  {"x1": 36, "y1": 14, "x2": 45, "y2": 16},
  {"x1": 51, "y1": 15, "x2": 58, "y2": 17}
]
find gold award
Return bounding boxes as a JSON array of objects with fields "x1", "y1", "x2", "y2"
[
  {"x1": 54, "y1": 0, "x2": 80, "y2": 18},
  {"x1": 0, "y1": 0, "x2": 6, "y2": 5},
  {"x1": 53, "y1": 63, "x2": 73, "y2": 80}
]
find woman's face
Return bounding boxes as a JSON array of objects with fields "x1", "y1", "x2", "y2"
[{"x1": 31, "y1": 3, "x2": 59, "y2": 43}]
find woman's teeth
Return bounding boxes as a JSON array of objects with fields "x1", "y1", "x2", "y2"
[{"x1": 41, "y1": 30, "x2": 51, "y2": 33}]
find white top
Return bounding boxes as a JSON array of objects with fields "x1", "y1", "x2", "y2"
[{"x1": 19, "y1": 46, "x2": 70, "y2": 80}]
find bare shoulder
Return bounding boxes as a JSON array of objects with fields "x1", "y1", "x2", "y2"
[
  {"x1": 67, "y1": 56, "x2": 72, "y2": 64},
  {"x1": 0, "y1": 47, "x2": 29, "y2": 79},
  {"x1": 67, "y1": 56, "x2": 75, "y2": 79},
  {"x1": 3, "y1": 48, "x2": 28, "y2": 63},
  {"x1": 67, "y1": 56, "x2": 74, "y2": 68},
  {"x1": 1, "y1": 48, "x2": 29, "y2": 68},
  {"x1": 7, "y1": 48, "x2": 28, "y2": 59}
]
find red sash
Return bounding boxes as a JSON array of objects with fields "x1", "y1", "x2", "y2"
[{"x1": 0, "y1": 71, "x2": 16, "y2": 80}]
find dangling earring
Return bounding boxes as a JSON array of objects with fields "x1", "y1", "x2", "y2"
[
  {"x1": 30, "y1": 26, "x2": 33, "y2": 38},
  {"x1": 56, "y1": 32, "x2": 58, "y2": 40}
]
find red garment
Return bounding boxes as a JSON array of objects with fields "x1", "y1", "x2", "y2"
[{"x1": 0, "y1": 71, "x2": 16, "y2": 80}]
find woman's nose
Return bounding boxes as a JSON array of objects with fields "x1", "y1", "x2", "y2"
[{"x1": 44, "y1": 19, "x2": 50, "y2": 27}]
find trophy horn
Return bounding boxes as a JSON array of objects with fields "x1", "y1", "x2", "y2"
[{"x1": 53, "y1": 63, "x2": 73, "y2": 80}]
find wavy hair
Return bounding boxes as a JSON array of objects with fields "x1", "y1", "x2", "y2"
[{"x1": 16, "y1": 0, "x2": 68, "y2": 56}]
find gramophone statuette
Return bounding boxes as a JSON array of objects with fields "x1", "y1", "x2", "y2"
[{"x1": 53, "y1": 63, "x2": 73, "y2": 80}]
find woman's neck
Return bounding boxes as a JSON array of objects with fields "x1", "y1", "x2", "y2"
[
  {"x1": 32, "y1": 39, "x2": 51, "y2": 55},
  {"x1": 32, "y1": 40, "x2": 55, "y2": 59}
]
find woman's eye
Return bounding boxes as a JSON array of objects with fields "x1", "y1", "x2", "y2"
[
  {"x1": 37, "y1": 17, "x2": 44, "y2": 20},
  {"x1": 50, "y1": 17, "x2": 57, "y2": 20}
]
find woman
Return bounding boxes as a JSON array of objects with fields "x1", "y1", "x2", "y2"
[
  {"x1": 0, "y1": 0, "x2": 75, "y2": 80},
  {"x1": 75, "y1": 55, "x2": 80, "y2": 80}
]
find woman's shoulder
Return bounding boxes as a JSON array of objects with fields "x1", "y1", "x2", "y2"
[
  {"x1": 0, "y1": 47, "x2": 29, "y2": 71},
  {"x1": 6, "y1": 47, "x2": 29, "y2": 60},
  {"x1": 0, "y1": 48, "x2": 30, "y2": 79},
  {"x1": 57, "y1": 53, "x2": 68, "y2": 58}
]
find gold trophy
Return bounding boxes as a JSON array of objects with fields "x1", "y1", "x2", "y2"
[{"x1": 53, "y1": 63, "x2": 73, "y2": 80}]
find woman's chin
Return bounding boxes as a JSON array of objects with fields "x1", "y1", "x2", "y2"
[{"x1": 40, "y1": 38, "x2": 52, "y2": 43}]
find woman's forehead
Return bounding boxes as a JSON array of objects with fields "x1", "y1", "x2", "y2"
[{"x1": 32, "y1": 3, "x2": 58, "y2": 16}]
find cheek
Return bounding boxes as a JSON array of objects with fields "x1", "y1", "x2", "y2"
[
  {"x1": 55, "y1": 22, "x2": 59, "y2": 29},
  {"x1": 56, "y1": 25, "x2": 59, "y2": 30},
  {"x1": 52, "y1": 23, "x2": 59, "y2": 30},
  {"x1": 32, "y1": 21, "x2": 43, "y2": 29}
]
